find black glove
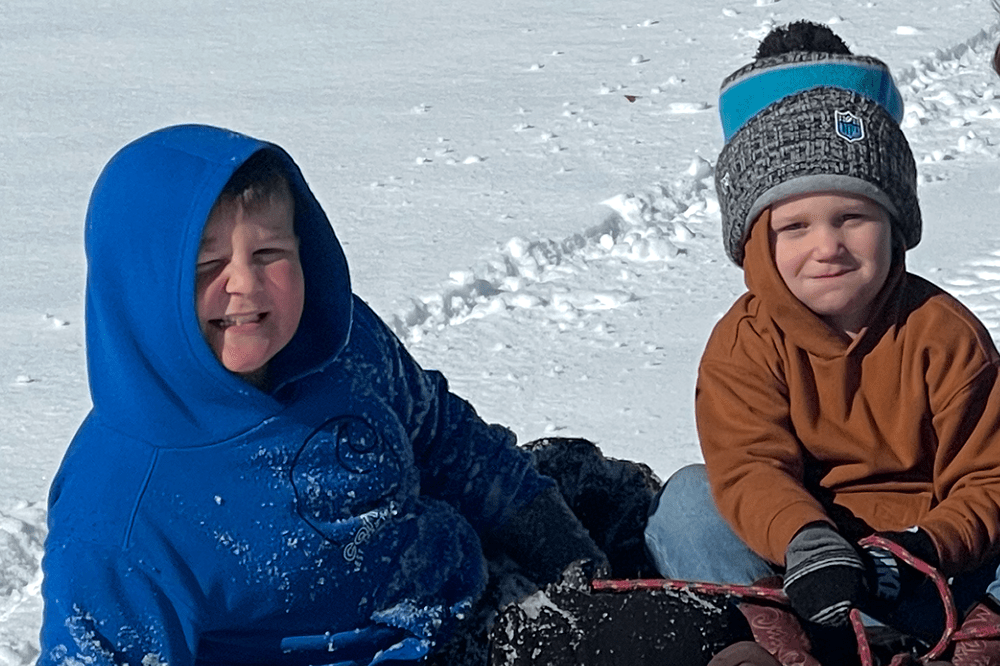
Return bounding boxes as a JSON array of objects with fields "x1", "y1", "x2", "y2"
[
  {"x1": 783, "y1": 523, "x2": 868, "y2": 627},
  {"x1": 862, "y1": 527, "x2": 938, "y2": 616},
  {"x1": 485, "y1": 486, "x2": 610, "y2": 586}
]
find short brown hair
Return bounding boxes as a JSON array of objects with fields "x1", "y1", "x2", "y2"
[{"x1": 219, "y1": 149, "x2": 292, "y2": 212}]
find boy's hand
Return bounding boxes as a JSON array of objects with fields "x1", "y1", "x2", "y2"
[
  {"x1": 782, "y1": 523, "x2": 868, "y2": 627},
  {"x1": 487, "y1": 486, "x2": 610, "y2": 586},
  {"x1": 861, "y1": 527, "x2": 938, "y2": 616}
]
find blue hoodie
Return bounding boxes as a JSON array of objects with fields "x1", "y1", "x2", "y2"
[{"x1": 39, "y1": 125, "x2": 552, "y2": 666}]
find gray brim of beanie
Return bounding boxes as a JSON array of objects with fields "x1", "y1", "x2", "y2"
[{"x1": 743, "y1": 173, "x2": 900, "y2": 239}]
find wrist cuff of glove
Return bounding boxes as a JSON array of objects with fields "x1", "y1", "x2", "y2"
[{"x1": 783, "y1": 524, "x2": 868, "y2": 627}]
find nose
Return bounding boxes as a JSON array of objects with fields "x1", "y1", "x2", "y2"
[
  {"x1": 223, "y1": 257, "x2": 263, "y2": 295},
  {"x1": 812, "y1": 225, "x2": 844, "y2": 260}
]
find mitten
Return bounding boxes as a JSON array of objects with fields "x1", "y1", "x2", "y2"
[
  {"x1": 486, "y1": 486, "x2": 610, "y2": 586},
  {"x1": 783, "y1": 523, "x2": 868, "y2": 627},
  {"x1": 862, "y1": 527, "x2": 938, "y2": 613}
]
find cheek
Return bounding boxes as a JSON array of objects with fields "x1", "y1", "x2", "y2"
[
  {"x1": 858, "y1": 227, "x2": 892, "y2": 276},
  {"x1": 772, "y1": 239, "x2": 805, "y2": 281},
  {"x1": 268, "y1": 262, "x2": 306, "y2": 320},
  {"x1": 270, "y1": 262, "x2": 303, "y2": 296},
  {"x1": 195, "y1": 277, "x2": 221, "y2": 323}
]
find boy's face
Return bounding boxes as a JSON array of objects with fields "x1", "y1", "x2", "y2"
[
  {"x1": 196, "y1": 191, "x2": 305, "y2": 383},
  {"x1": 768, "y1": 192, "x2": 892, "y2": 335}
]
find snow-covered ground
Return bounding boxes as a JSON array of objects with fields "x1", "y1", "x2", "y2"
[{"x1": 2, "y1": 0, "x2": 999, "y2": 662}]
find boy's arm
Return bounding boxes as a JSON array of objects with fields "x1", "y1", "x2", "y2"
[
  {"x1": 696, "y1": 335, "x2": 832, "y2": 565},
  {"x1": 39, "y1": 544, "x2": 197, "y2": 666},
  {"x1": 410, "y1": 366, "x2": 551, "y2": 531},
  {"x1": 921, "y1": 358, "x2": 1000, "y2": 575},
  {"x1": 353, "y1": 299, "x2": 552, "y2": 533},
  {"x1": 353, "y1": 300, "x2": 605, "y2": 579}
]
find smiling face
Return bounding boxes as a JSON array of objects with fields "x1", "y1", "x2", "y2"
[
  {"x1": 196, "y1": 188, "x2": 305, "y2": 386},
  {"x1": 768, "y1": 191, "x2": 893, "y2": 337}
]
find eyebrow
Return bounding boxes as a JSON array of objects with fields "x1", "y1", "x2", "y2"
[
  {"x1": 197, "y1": 227, "x2": 297, "y2": 252},
  {"x1": 198, "y1": 236, "x2": 220, "y2": 253}
]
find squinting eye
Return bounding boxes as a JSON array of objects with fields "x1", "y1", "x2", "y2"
[
  {"x1": 255, "y1": 247, "x2": 292, "y2": 262},
  {"x1": 196, "y1": 259, "x2": 223, "y2": 275}
]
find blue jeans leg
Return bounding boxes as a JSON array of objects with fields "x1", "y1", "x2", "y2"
[{"x1": 644, "y1": 463, "x2": 776, "y2": 584}]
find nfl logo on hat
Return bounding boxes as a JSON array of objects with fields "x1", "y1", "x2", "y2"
[{"x1": 835, "y1": 110, "x2": 865, "y2": 142}]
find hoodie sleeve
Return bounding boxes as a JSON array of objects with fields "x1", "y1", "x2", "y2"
[
  {"x1": 696, "y1": 307, "x2": 833, "y2": 565},
  {"x1": 915, "y1": 303, "x2": 1000, "y2": 575},
  {"x1": 351, "y1": 299, "x2": 553, "y2": 535},
  {"x1": 38, "y1": 543, "x2": 198, "y2": 666}
]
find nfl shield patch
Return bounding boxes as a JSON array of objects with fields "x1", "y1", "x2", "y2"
[{"x1": 835, "y1": 110, "x2": 865, "y2": 142}]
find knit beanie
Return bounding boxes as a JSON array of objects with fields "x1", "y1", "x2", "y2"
[{"x1": 715, "y1": 21, "x2": 921, "y2": 266}]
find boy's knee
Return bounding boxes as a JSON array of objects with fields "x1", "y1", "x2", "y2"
[
  {"x1": 650, "y1": 464, "x2": 710, "y2": 517},
  {"x1": 646, "y1": 464, "x2": 713, "y2": 541},
  {"x1": 666, "y1": 463, "x2": 708, "y2": 492}
]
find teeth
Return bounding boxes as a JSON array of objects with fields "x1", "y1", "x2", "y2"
[{"x1": 217, "y1": 314, "x2": 263, "y2": 328}]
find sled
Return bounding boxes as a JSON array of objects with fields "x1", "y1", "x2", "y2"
[
  {"x1": 500, "y1": 438, "x2": 999, "y2": 665},
  {"x1": 489, "y1": 536, "x2": 1000, "y2": 666}
]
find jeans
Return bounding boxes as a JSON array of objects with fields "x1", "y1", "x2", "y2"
[{"x1": 644, "y1": 464, "x2": 1000, "y2": 640}]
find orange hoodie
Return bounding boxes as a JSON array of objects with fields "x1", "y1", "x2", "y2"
[{"x1": 697, "y1": 210, "x2": 1000, "y2": 575}]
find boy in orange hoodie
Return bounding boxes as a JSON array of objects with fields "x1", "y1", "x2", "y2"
[{"x1": 645, "y1": 21, "x2": 1000, "y2": 664}]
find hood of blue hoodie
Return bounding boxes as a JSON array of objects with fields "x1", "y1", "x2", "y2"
[{"x1": 84, "y1": 124, "x2": 353, "y2": 445}]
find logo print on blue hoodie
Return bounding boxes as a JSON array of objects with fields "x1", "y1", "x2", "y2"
[{"x1": 292, "y1": 416, "x2": 400, "y2": 568}]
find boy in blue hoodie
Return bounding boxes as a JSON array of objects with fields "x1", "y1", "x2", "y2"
[{"x1": 38, "y1": 125, "x2": 605, "y2": 666}]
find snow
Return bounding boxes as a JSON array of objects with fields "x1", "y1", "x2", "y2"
[{"x1": 2, "y1": 0, "x2": 999, "y2": 662}]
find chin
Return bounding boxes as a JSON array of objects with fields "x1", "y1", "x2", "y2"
[{"x1": 222, "y1": 352, "x2": 270, "y2": 376}]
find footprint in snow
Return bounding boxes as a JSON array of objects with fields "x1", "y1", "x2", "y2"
[{"x1": 940, "y1": 250, "x2": 1000, "y2": 333}]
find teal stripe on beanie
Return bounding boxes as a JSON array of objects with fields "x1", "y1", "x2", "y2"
[{"x1": 720, "y1": 59, "x2": 904, "y2": 142}]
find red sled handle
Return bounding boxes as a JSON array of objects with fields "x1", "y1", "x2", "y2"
[{"x1": 591, "y1": 535, "x2": 965, "y2": 666}]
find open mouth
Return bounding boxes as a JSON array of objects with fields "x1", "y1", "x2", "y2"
[{"x1": 212, "y1": 312, "x2": 267, "y2": 329}]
